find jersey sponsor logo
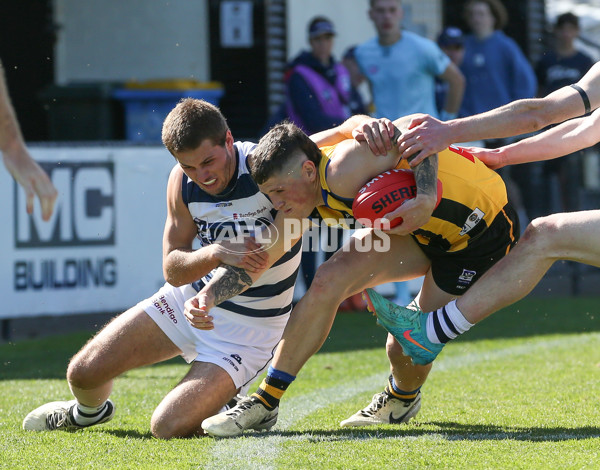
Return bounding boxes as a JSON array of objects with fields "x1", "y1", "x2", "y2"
[
  {"x1": 153, "y1": 295, "x2": 178, "y2": 324},
  {"x1": 460, "y1": 208, "x2": 485, "y2": 236},
  {"x1": 457, "y1": 269, "x2": 477, "y2": 289},
  {"x1": 215, "y1": 202, "x2": 233, "y2": 208}
]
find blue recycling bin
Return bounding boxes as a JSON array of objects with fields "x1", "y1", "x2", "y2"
[{"x1": 113, "y1": 87, "x2": 224, "y2": 142}]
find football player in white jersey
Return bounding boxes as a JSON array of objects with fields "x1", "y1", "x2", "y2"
[{"x1": 22, "y1": 99, "x2": 383, "y2": 438}]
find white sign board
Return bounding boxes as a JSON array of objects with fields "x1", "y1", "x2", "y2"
[
  {"x1": 220, "y1": 1, "x2": 254, "y2": 48},
  {"x1": 1, "y1": 145, "x2": 176, "y2": 319}
]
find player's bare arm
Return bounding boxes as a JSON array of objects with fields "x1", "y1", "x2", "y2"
[
  {"x1": 162, "y1": 166, "x2": 267, "y2": 287},
  {"x1": 472, "y1": 107, "x2": 600, "y2": 169},
  {"x1": 0, "y1": 60, "x2": 57, "y2": 220},
  {"x1": 184, "y1": 211, "x2": 303, "y2": 329},
  {"x1": 398, "y1": 62, "x2": 600, "y2": 167}
]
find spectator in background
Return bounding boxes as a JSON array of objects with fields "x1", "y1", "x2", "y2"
[
  {"x1": 284, "y1": 16, "x2": 360, "y2": 303},
  {"x1": 535, "y1": 12, "x2": 593, "y2": 214},
  {"x1": 354, "y1": 0, "x2": 464, "y2": 121},
  {"x1": 285, "y1": 16, "x2": 355, "y2": 135},
  {"x1": 354, "y1": 0, "x2": 464, "y2": 306},
  {"x1": 435, "y1": 27, "x2": 466, "y2": 117},
  {"x1": 460, "y1": 0, "x2": 537, "y2": 118},
  {"x1": 0, "y1": 59, "x2": 57, "y2": 220},
  {"x1": 342, "y1": 46, "x2": 370, "y2": 116},
  {"x1": 460, "y1": 0, "x2": 537, "y2": 229}
]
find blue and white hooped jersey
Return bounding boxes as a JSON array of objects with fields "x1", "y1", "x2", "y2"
[{"x1": 181, "y1": 141, "x2": 302, "y2": 318}]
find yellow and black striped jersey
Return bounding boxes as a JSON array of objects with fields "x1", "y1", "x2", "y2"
[{"x1": 316, "y1": 144, "x2": 517, "y2": 253}]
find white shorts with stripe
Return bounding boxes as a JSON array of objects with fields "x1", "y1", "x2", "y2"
[{"x1": 137, "y1": 282, "x2": 290, "y2": 394}]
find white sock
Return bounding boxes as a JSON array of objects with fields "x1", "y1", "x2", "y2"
[
  {"x1": 426, "y1": 300, "x2": 473, "y2": 344},
  {"x1": 73, "y1": 401, "x2": 108, "y2": 426}
]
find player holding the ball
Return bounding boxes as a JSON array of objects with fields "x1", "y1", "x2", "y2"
[{"x1": 196, "y1": 114, "x2": 519, "y2": 437}]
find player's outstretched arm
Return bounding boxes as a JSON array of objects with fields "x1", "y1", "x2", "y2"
[
  {"x1": 0, "y1": 60, "x2": 57, "y2": 220},
  {"x1": 398, "y1": 62, "x2": 600, "y2": 167},
  {"x1": 473, "y1": 107, "x2": 600, "y2": 169}
]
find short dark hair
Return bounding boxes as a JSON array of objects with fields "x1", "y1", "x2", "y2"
[
  {"x1": 370, "y1": 0, "x2": 401, "y2": 8},
  {"x1": 162, "y1": 98, "x2": 228, "y2": 155},
  {"x1": 465, "y1": 0, "x2": 508, "y2": 30},
  {"x1": 555, "y1": 12, "x2": 579, "y2": 29},
  {"x1": 249, "y1": 121, "x2": 322, "y2": 184}
]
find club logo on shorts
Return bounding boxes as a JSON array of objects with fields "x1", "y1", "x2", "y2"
[
  {"x1": 460, "y1": 208, "x2": 485, "y2": 236},
  {"x1": 457, "y1": 269, "x2": 476, "y2": 289},
  {"x1": 222, "y1": 355, "x2": 240, "y2": 372}
]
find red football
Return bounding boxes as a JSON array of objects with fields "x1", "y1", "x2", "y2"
[{"x1": 352, "y1": 169, "x2": 443, "y2": 228}]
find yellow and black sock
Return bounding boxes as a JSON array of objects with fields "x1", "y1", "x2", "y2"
[
  {"x1": 251, "y1": 366, "x2": 295, "y2": 410},
  {"x1": 384, "y1": 375, "x2": 420, "y2": 403}
]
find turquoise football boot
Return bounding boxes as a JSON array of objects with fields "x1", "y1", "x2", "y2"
[{"x1": 362, "y1": 288, "x2": 444, "y2": 365}]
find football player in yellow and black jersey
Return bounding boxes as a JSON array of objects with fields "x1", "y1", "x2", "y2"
[{"x1": 199, "y1": 115, "x2": 519, "y2": 437}]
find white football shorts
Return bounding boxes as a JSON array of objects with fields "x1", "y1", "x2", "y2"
[{"x1": 137, "y1": 282, "x2": 290, "y2": 394}]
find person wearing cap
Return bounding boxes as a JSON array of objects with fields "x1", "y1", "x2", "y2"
[
  {"x1": 354, "y1": 0, "x2": 464, "y2": 121},
  {"x1": 435, "y1": 27, "x2": 466, "y2": 119},
  {"x1": 535, "y1": 12, "x2": 593, "y2": 215},
  {"x1": 284, "y1": 16, "x2": 357, "y2": 135},
  {"x1": 284, "y1": 16, "x2": 366, "y2": 299}
]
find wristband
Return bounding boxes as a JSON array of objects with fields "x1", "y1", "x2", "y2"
[{"x1": 570, "y1": 84, "x2": 591, "y2": 115}]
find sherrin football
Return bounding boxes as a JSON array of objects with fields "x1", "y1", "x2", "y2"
[{"x1": 352, "y1": 169, "x2": 443, "y2": 228}]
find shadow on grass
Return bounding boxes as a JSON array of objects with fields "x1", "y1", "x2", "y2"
[
  {"x1": 83, "y1": 422, "x2": 600, "y2": 443},
  {"x1": 1, "y1": 297, "x2": 598, "y2": 381},
  {"x1": 249, "y1": 422, "x2": 600, "y2": 442},
  {"x1": 102, "y1": 429, "x2": 155, "y2": 440}
]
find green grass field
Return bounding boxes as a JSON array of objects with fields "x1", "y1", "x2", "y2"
[{"x1": 1, "y1": 297, "x2": 599, "y2": 469}]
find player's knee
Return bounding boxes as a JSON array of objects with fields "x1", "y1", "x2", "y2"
[
  {"x1": 309, "y1": 263, "x2": 349, "y2": 301},
  {"x1": 523, "y1": 215, "x2": 562, "y2": 252},
  {"x1": 66, "y1": 355, "x2": 91, "y2": 389},
  {"x1": 151, "y1": 410, "x2": 194, "y2": 439},
  {"x1": 66, "y1": 348, "x2": 103, "y2": 389},
  {"x1": 150, "y1": 414, "x2": 172, "y2": 439}
]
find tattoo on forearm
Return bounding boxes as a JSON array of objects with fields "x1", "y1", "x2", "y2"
[
  {"x1": 391, "y1": 123, "x2": 437, "y2": 198},
  {"x1": 211, "y1": 265, "x2": 253, "y2": 306},
  {"x1": 412, "y1": 153, "x2": 438, "y2": 198}
]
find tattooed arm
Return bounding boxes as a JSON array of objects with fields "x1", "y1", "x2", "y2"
[
  {"x1": 202, "y1": 265, "x2": 254, "y2": 307},
  {"x1": 184, "y1": 212, "x2": 304, "y2": 330}
]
